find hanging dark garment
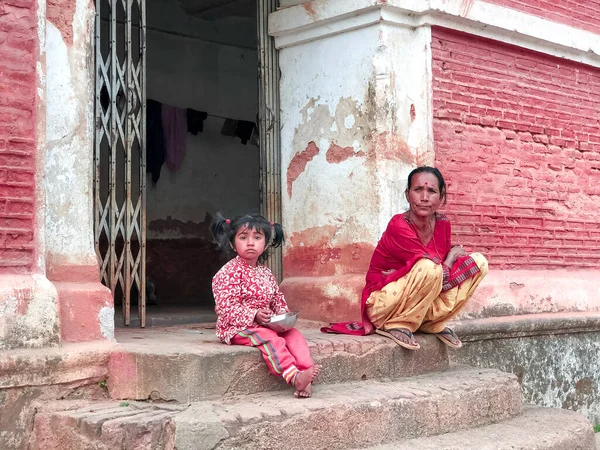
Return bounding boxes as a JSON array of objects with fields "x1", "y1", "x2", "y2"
[
  {"x1": 186, "y1": 109, "x2": 208, "y2": 135},
  {"x1": 236, "y1": 120, "x2": 255, "y2": 145},
  {"x1": 162, "y1": 104, "x2": 187, "y2": 173},
  {"x1": 146, "y1": 99, "x2": 166, "y2": 184},
  {"x1": 221, "y1": 119, "x2": 256, "y2": 145}
]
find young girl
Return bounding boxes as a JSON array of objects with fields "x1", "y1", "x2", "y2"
[{"x1": 211, "y1": 214, "x2": 321, "y2": 398}]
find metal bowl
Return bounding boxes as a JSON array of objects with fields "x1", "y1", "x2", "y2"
[{"x1": 263, "y1": 311, "x2": 299, "y2": 333}]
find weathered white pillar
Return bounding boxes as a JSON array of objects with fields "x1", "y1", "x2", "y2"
[
  {"x1": 45, "y1": 0, "x2": 113, "y2": 342},
  {"x1": 270, "y1": 1, "x2": 433, "y2": 322}
]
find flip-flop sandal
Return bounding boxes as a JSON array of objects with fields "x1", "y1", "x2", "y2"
[
  {"x1": 376, "y1": 328, "x2": 420, "y2": 350},
  {"x1": 435, "y1": 328, "x2": 462, "y2": 349}
]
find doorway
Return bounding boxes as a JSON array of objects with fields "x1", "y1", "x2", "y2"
[{"x1": 94, "y1": 0, "x2": 281, "y2": 327}]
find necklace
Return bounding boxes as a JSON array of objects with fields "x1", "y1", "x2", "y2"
[
  {"x1": 431, "y1": 229, "x2": 443, "y2": 262},
  {"x1": 408, "y1": 211, "x2": 434, "y2": 242},
  {"x1": 408, "y1": 211, "x2": 443, "y2": 261}
]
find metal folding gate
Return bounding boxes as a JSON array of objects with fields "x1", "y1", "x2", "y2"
[{"x1": 93, "y1": 0, "x2": 147, "y2": 327}]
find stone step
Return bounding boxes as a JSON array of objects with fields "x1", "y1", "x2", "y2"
[
  {"x1": 31, "y1": 365, "x2": 523, "y2": 450},
  {"x1": 108, "y1": 327, "x2": 449, "y2": 402},
  {"x1": 358, "y1": 406, "x2": 596, "y2": 450},
  {"x1": 30, "y1": 400, "x2": 185, "y2": 450}
]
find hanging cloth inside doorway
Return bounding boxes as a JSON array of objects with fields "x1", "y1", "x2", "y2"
[
  {"x1": 146, "y1": 99, "x2": 166, "y2": 184},
  {"x1": 221, "y1": 119, "x2": 256, "y2": 145},
  {"x1": 186, "y1": 109, "x2": 208, "y2": 135},
  {"x1": 161, "y1": 104, "x2": 187, "y2": 173}
]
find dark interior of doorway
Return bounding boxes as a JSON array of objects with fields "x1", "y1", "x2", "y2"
[{"x1": 114, "y1": 0, "x2": 260, "y2": 327}]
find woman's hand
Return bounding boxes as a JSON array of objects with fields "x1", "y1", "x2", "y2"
[
  {"x1": 444, "y1": 245, "x2": 466, "y2": 268},
  {"x1": 255, "y1": 309, "x2": 273, "y2": 325}
]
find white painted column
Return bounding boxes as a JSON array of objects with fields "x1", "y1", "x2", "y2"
[
  {"x1": 45, "y1": 0, "x2": 97, "y2": 276},
  {"x1": 45, "y1": 0, "x2": 114, "y2": 342},
  {"x1": 270, "y1": 2, "x2": 433, "y2": 322}
]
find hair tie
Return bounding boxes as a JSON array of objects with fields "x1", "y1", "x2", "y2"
[
  {"x1": 225, "y1": 219, "x2": 230, "y2": 224},
  {"x1": 270, "y1": 221, "x2": 274, "y2": 226}
]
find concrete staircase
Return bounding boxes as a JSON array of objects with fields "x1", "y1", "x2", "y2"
[{"x1": 29, "y1": 328, "x2": 596, "y2": 450}]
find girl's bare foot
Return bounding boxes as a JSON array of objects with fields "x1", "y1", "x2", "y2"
[
  {"x1": 311, "y1": 364, "x2": 322, "y2": 380},
  {"x1": 294, "y1": 368, "x2": 314, "y2": 392},
  {"x1": 294, "y1": 383, "x2": 312, "y2": 398},
  {"x1": 293, "y1": 365, "x2": 321, "y2": 398}
]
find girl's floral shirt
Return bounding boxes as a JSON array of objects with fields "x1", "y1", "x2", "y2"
[{"x1": 212, "y1": 256, "x2": 289, "y2": 343}]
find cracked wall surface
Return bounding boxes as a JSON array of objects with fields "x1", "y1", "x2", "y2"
[{"x1": 452, "y1": 331, "x2": 600, "y2": 425}]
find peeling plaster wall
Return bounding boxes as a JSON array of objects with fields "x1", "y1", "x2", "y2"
[
  {"x1": 44, "y1": 0, "x2": 114, "y2": 342},
  {"x1": 280, "y1": 26, "x2": 383, "y2": 276},
  {"x1": 373, "y1": 23, "x2": 435, "y2": 230},
  {"x1": 280, "y1": 23, "x2": 434, "y2": 277},
  {"x1": 278, "y1": 17, "x2": 434, "y2": 320},
  {"x1": 452, "y1": 332, "x2": 600, "y2": 425},
  {"x1": 45, "y1": 5, "x2": 98, "y2": 274}
]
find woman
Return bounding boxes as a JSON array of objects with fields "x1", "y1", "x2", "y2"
[{"x1": 322, "y1": 166, "x2": 488, "y2": 350}]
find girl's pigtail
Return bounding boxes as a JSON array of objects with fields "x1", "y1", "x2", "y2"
[
  {"x1": 270, "y1": 222, "x2": 285, "y2": 248},
  {"x1": 210, "y1": 213, "x2": 231, "y2": 251}
]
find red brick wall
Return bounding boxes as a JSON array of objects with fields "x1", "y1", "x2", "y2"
[
  {"x1": 0, "y1": 0, "x2": 38, "y2": 273},
  {"x1": 432, "y1": 27, "x2": 600, "y2": 269},
  {"x1": 485, "y1": 0, "x2": 600, "y2": 34}
]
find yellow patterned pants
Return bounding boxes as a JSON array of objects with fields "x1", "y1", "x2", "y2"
[{"x1": 365, "y1": 253, "x2": 488, "y2": 334}]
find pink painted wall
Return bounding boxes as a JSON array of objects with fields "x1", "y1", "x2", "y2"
[
  {"x1": 432, "y1": 27, "x2": 600, "y2": 269},
  {"x1": 0, "y1": 0, "x2": 39, "y2": 273},
  {"x1": 485, "y1": 0, "x2": 600, "y2": 34}
]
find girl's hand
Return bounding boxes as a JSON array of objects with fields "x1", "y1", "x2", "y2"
[{"x1": 255, "y1": 309, "x2": 273, "y2": 325}]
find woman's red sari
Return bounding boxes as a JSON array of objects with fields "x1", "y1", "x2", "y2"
[{"x1": 321, "y1": 212, "x2": 480, "y2": 335}]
